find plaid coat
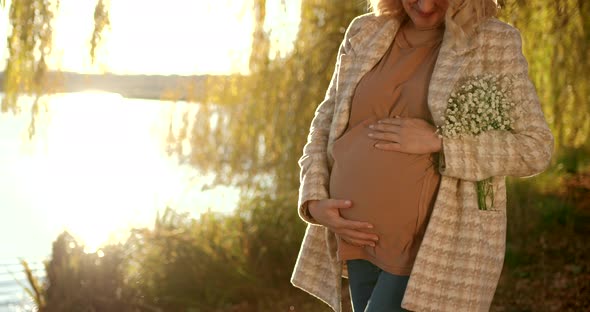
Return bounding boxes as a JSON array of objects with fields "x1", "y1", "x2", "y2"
[{"x1": 291, "y1": 13, "x2": 553, "y2": 312}]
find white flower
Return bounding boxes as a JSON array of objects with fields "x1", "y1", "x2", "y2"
[{"x1": 441, "y1": 74, "x2": 515, "y2": 138}]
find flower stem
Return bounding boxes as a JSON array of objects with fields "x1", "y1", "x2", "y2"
[{"x1": 477, "y1": 178, "x2": 493, "y2": 210}]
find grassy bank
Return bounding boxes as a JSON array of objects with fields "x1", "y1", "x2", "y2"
[{"x1": 20, "y1": 154, "x2": 589, "y2": 311}]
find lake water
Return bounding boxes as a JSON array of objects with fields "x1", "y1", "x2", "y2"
[{"x1": 0, "y1": 92, "x2": 239, "y2": 310}]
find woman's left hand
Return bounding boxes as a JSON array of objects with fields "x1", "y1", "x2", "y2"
[{"x1": 368, "y1": 117, "x2": 442, "y2": 154}]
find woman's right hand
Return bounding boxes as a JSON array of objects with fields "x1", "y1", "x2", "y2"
[{"x1": 307, "y1": 199, "x2": 379, "y2": 247}]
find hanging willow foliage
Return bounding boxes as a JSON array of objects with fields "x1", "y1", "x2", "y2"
[
  {"x1": 498, "y1": 0, "x2": 590, "y2": 148},
  {"x1": 168, "y1": 0, "x2": 366, "y2": 194},
  {"x1": 90, "y1": 0, "x2": 110, "y2": 64},
  {"x1": 3, "y1": 0, "x2": 588, "y2": 177},
  {"x1": 169, "y1": 0, "x2": 588, "y2": 196},
  {"x1": 1, "y1": 0, "x2": 108, "y2": 136},
  {"x1": 2, "y1": 0, "x2": 55, "y2": 137}
]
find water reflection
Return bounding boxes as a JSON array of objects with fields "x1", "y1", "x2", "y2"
[{"x1": 0, "y1": 92, "x2": 239, "y2": 258}]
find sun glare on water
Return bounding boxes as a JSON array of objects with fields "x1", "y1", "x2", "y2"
[{"x1": 16, "y1": 92, "x2": 238, "y2": 254}]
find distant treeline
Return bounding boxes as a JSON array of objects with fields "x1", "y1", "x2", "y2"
[{"x1": 0, "y1": 71, "x2": 213, "y2": 101}]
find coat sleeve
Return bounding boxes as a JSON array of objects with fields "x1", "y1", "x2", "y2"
[
  {"x1": 439, "y1": 27, "x2": 554, "y2": 181},
  {"x1": 296, "y1": 18, "x2": 362, "y2": 224}
]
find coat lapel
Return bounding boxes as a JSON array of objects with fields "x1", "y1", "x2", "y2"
[
  {"x1": 428, "y1": 29, "x2": 481, "y2": 125},
  {"x1": 328, "y1": 17, "x2": 400, "y2": 158}
]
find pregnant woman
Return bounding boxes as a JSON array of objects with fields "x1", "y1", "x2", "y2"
[{"x1": 291, "y1": 0, "x2": 553, "y2": 311}]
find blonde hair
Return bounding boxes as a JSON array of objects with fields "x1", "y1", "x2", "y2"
[{"x1": 369, "y1": 0, "x2": 498, "y2": 39}]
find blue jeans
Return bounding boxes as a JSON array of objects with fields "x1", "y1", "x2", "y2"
[{"x1": 347, "y1": 259, "x2": 410, "y2": 312}]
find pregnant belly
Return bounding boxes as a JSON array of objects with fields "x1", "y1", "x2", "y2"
[{"x1": 329, "y1": 121, "x2": 440, "y2": 241}]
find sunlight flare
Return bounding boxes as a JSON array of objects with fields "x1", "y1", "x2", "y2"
[{"x1": 7, "y1": 92, "x2": 239, "y2": 255}]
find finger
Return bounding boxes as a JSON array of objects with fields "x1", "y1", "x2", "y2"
[
  {"x1": 340, "y1": 237, "x2": 363, "y2": 247},
  {"x1": 368, "y1": 132, "x2": 400, "y2": 142},
  {"x1": 376, "y1": 117, "x2": 403, "y2": 125},
  {"x1": 369, "y1": 123, "x2": 400, "y2": 133},
  {"x1": 341, "y1": 236, "x2": 376, "y2": 247},
  {"x1": 340, "y1": 228, "x2": 379, "y2": 242},
  {"x1": 374, "y1": 142, "x2": 402, "y2": 151},
  {"x1": 338, "y1": 218, "x2": 374, "y2": 230},
  {"x1": 328, "y1": 199, "x2": 352, "y2": 209}
]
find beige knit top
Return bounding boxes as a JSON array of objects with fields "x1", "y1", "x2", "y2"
[{"x1": 329, "y1": 20, "x2": 444, "y2": 276}]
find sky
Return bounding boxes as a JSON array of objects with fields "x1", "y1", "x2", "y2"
[{"x1": 0, "y1": 0, "x2": 301, "y2": 75}]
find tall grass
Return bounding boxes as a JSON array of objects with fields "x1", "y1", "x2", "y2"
[
  {"x1": 22, "y1": 190, "x2": 329, "y2": 311},
  {"x1": 20, "y1": 149, "x2": 589, "y2": 311}
]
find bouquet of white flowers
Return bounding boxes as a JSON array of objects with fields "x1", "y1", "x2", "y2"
[{"x1": 439, "y1": 74, "x2": 515, "y2": 210}]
